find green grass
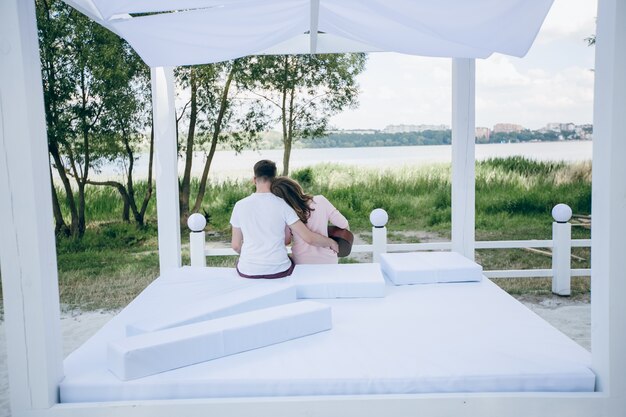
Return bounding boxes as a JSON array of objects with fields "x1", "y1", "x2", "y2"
[
  {"x1": 0, "y1": 157, "x2": 592, "y2": 314},
  {"x1": 55, "y1": 222, "x2": 160, "y2": 310}
]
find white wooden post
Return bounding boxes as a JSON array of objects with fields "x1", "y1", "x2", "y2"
[
  {"x1": 187, "y1": 213, "x2": 207, "y2": 267},
  {"x1": 190, "y1": 232, "x2": 207, "y2": 267},
  {"x1": 451, "y1": 58, "x2": 476, "y2": 260},
  {"x1": 370, "y1": 209, "x2": 388, "y2": 262},
  {"x1": 591, "y1": 0, "x2": 626, "y2": 411},
  {"x1": 151, "y1": 67, "x2": 182, "y2": 272},
  {"x1": 0, "y1": 0, "x2": 63, "y2": 413},
  {"x1": 551, "y1": 204, "x2": 572, "y2": 296}
]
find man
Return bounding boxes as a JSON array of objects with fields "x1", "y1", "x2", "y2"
[{"x1": 230, "y1": 160, "x2": 338, "y2": 278}]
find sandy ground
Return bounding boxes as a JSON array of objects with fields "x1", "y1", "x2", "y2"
[
  {"x1": 0, "y1": 299, "x2": 590, "y2": 417},
  {"x1": 0, "y1": 311, "x2": 116, "y2": 417}
]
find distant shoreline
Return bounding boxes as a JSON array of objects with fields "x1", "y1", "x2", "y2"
[
  {"x1": 57, "y1": 140, "x2": 593, "y2": 184},
  {"x1": 272, "y1": 138, "x2": 592, "y2": 151}
]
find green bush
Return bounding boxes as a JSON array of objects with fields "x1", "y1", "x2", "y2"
[{"x1": 291, "y1": 167, "x2": 315, "y2": 187}]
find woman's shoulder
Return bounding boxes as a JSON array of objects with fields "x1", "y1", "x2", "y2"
[{"x1": 312, "y1": 194, "x2": 330, "y2": 206}]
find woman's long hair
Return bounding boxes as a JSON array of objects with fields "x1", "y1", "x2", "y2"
[{"x1": 271, "y1": 176, "x2": 315, "y2": 223}]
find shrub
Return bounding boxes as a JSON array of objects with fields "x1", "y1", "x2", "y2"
[{"x1": 291, "y1": 167, "x2": 314, "y2": 187}]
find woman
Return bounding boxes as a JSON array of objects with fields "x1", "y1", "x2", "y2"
[{"x1": 271, "y1": 176, "x2": 349, "y2": 264}]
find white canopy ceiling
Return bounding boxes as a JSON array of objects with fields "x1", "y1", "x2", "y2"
[{"x1": 63, "y1": 0, "x2": 554, "y2": 67}]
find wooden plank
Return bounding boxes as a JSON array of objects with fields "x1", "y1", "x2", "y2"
[
  {"x1": 151, "y1": 67, "x2": 182, "y2": 271},
  {"x1": 451, "y1": 58, "x2": 476, "y2": 260},
  {"x1": 523, "y1": 247, "x2": 586, "y2": 262},
  {"x1": 475, "y1": 240, "x2": 553, "y2": 249},
  {"x1": 590, "y1": 0, "x2": 626, "y2": 409},
  {"x1": 28, "y1": 393, "x2": 608, "y2": 417},
  {"x1": 0, "y1": 0, "x2": 63, "y2": 412},
  {"x1": 484, "y1": 269, "x2": 553, "y2": 278}
]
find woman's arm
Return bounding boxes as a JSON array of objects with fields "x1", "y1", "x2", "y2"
[
  {"x1": 322, "y1": 195, "x2": 349, "y2": 230},
  {"x1": 289, "y1": 220, "x2": 339, "y2": 253}
]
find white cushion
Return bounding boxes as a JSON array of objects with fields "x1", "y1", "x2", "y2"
[
  {"x1": 107, "y1": 301, "x2": 332, "y2": 380},
  {"x1": 126, "y1": 282, "x2": 296, "y2": 336},
  {"x1": 380, "y1": 252, "x2": 483, "y2": 285},
  {"x1": 287, "y1": 263, "x2": 385, "y2": 298}
]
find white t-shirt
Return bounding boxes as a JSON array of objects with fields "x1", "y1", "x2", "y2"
[{"x1": 230, "y1": 192, "x2": 299, "y2": 276}]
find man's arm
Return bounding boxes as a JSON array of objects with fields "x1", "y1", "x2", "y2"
[
  {"x1": 231, "y1": 226, "x2": 243, "y2": 254},
  {"x1": 289, "y1": 221, "x2": 339, "y2": 253}
]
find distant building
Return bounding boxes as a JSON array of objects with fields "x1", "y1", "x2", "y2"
[
  {"x1": 575, "y1": 124, "x2": 593, "y2": 140},
  {"x1": 545, "y1": 122, "x2": 561, "y2": 132},
  {"x1": 382, "y1": 124, "x2": 449, "y2": 133},
  {"x1": 475, "y1": 127, "x2": 490, "y2": 140},
  {"x1": 545, "y1": 122, "x2": 576, "y2": 132},
  {"x1": 493, "y1": 123, "x2": 524, "y2": 133}
]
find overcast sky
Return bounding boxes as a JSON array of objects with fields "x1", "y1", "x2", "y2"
[{"x1": 330, "y1": 0, "x2": 597, "y2": 131}]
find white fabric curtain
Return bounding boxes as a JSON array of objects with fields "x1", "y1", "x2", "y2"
[
  {"x1": 319, "y1": 0, "x2": 553, "y2": 58},
  {"x1": 109, "y1": 0, "x2": 310, "y2": 66},
  {"x1": 63, "y1": 0, "x2": 553, "y2": 67}
]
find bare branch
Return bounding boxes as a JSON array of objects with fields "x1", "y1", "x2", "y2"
[
  {"x1": 177, "y1": 99, "x2": 192, "y2": 123},
  {"x1": 246, "y1": 89, "x2": 282, "y2": 109}
]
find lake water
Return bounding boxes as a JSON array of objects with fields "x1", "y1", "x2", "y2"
[{"x1": 93, "y1": 141, "x2": 592, "y2": 182}]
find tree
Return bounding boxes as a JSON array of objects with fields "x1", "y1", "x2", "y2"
[
  {"x1": 87, "y1": 65, "x2": 154, "y2": 227},
  {"x1": 176, "y1": 59, "x2": 270, "y2": 221},
  {"x1": 243, "y1": 54, "x2": 367, "y2": 175},
  {"x1": 37, "y1": 0, "x2": 152, "y2": 236},
  {"x1": 38, "y1": 0, "x2": 76, "y2": 235}
]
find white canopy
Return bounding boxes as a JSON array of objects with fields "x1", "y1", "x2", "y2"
[{"x1": 63, "y1": 0, "x2": 554, "y2": 67}]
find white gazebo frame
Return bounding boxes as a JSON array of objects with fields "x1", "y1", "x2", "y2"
[{"x1": 0, "y1": 0, "x2": 624, "y2": 416}]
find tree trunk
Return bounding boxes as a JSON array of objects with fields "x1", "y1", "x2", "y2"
[
  {"x1": 122, "y1": 130, "x2": 142, "y2": 224},
  {"x1": 49, "y1": 166, "x2": 69, "y2": 236},
  {"x1": 280, "y1": 56, "x2": 291, "y2": 176},
  {"x1": 49, "y1": 142, "x2": 79, "y2": 235},
  {"x1": 280, "y1": 90, "x2": 289, "y2": 175},
  {"x1": 74, "y1": 69, "x2": 90, "y2": 238},
  {"x1": 180, "y1": 67, "x2": 197, "y2": 219},
  {"x1": 282, "y1": 138, "x2": 292, "y2": 176},
  {"x1": 282, "y1": 86, "x2": 296, "y2": 176},
  {"x1": 122, "y1": 200, "x2": 130, "y2": 222},
  {"x1": 88, "y1": 179, "x2": 133, "y2": 224},
  {"x1": 76, "y1": 182, "x2": 86, "y2": 238},
  {"x1": 137, "y1": 126, "x2": 155, "y2": 227},
  {"x1": 192, "y1": 68, "x2": 235, "y2": 214}
]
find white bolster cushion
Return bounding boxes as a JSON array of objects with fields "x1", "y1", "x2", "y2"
[
  {"x1": 380, "y1": 252, "x2": 483, "y2": 285},
  {"x1": 287, "y1": 263, "x2": 386, "y2": 298},
  {"x1": 107, "y1": 301, "x2": 332, "y2": 380},
  {"x1": 126, "y1": 282, "x2": 296, "y2": 336}
]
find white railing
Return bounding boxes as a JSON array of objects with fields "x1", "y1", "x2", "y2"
[{"x1": 187, "y1": 203, "x2": 590, "y2": 296}]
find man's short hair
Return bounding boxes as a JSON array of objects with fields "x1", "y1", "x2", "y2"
[{"x1": 254, "y1": 160, "x2": 277, "y2": 181}]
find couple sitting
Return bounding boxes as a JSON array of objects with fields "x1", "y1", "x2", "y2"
[{"x1": 230, "y1": 160, "x2": 349, "y2": 279}]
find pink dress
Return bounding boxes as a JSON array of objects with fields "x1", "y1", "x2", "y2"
[{"x1": 291, "y1": 195, "x2": 349, "y2": 264}]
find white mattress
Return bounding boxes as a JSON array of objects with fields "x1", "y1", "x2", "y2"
[
  {"x1": 60, "y1": 266, "x2": 594, "y2": 402},
  {"x1": 380, "y1": 252, "x2": 483, "y2": 285},
  {"x1": 286, "y1": 263, "x2": 386, "y2": 298}
]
